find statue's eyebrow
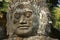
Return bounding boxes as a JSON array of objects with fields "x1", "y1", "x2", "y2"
[
  {"x1": 24, "y1": 8, "x2": 32, "y2": 12},
  {"x1": 15, "y1": 8, "x2": 32, "y2": 13},
  {"x1": 24, "y1": 11, "x2": 32, "y2": 14}
]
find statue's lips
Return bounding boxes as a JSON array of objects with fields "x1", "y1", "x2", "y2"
[{"x1": 17, "y1": 26, "x2": 30, "y2": 29}]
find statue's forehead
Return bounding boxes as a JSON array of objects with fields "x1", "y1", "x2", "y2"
[
  {"x1": 16, "y1": 1, "x2": 31, "y2": 9},
  {"x1": 14, "y1": 1, "x2": 32, "y2": 13},
  {"x1": 21, "y1": 1, "x2": 30, "y2": 5}
]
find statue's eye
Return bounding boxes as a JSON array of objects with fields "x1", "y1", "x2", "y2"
[
  {"x1": 24, "y1": 11, "x2": 32, "y2": 18},
  {"x1": 14, "y1": 13, "x2": 20, "y2": 19}
]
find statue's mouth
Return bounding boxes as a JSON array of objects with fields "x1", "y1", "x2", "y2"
[{"x1": 17, "y1": 26, "x2": 30, "y2": 29}]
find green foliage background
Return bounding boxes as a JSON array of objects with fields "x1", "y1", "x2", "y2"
[
  {"x1": 0, "y1": 2, "x2": 8, "y2": 12},
  {"x1": 47, "y1": 0, "x2": 60, "y2": 30},
  {"x1": 51, "y1": 7, "x2": 60, "y2": 30}
]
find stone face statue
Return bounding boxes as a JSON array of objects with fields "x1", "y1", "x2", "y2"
[
  {"x1": 10, "y1": 1, "x2": 39, "y2": 36},
  {"x1": 6, "y1": 0, "x2": 52, "y2": 40}
]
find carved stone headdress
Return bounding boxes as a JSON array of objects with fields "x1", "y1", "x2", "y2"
[
  {"x1": 6, "y1": 0, "x2": 41, "y2": 36},
  {"x1": 7, "y1": 0, "x2": 51, "y2": 37}
]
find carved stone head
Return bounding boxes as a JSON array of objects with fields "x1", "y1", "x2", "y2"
[{"x1": 7, "y1": 1, "x2": 40, "y2": 37}]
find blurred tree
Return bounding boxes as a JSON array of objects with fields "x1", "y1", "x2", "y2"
[
  {"x1": 0, "y1": 0, "x2": 3, "y2": 7},
  {"x1": 47, "y1": 0, "x2": 57, "y2": 7},
  {"x1": 51, "y1": 7, "x2": 60, "y2": 30}
]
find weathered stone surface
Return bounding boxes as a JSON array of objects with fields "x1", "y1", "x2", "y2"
[{"x1": 6, "y1": 0, "x2": 52, "y2": 40}]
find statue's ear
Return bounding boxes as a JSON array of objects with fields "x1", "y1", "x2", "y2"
[{"x1": 6, "y1": 13, "x2": 13, "y2": 36}]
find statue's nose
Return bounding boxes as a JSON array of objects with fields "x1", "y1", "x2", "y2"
[{"x1": 19, "y1": 17, "x2": 27, "y2": 24}]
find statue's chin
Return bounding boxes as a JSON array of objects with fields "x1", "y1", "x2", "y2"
[{"x1": 14, "y1": 27, "x2": 32, "y2": 36}]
